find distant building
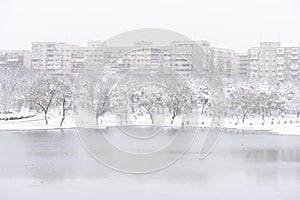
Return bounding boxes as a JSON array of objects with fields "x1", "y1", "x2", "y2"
[
  {"x1": 170, "y1": 41, "x2": 235, "y2": 79},
  {"x1": 277, "y1": 46, "x2": 300, "y2": 81},
  {"x1": 103, "y1": 46, "x2": 131, "y2": 74},
  {"x1": 170, "y1": 41, "x2": 213, "y2": 78},
  {"x1": 69, "y1": 46, "x2": 87, "y2": 74},
  {"x1": 86, "y1": 40, "x2": 129, "y2": 74},
  {"x1": 129, "y1": 47, "x2": 164, "y2": 75},
  {"x1": 1, "y1": 40, "x2": 296, "y2": 82},
  {"x1": 249, "y1": 42, "x2": 280, "y2": 81},
  {"x1": 30, "y1": 42, "x2": 90, "y2": 75},
  {"x1": 30, "y1": 42, "x2": 66, "y2": 74},
  {"x1": 0, "y1": 50, "x2": 29, "y2": 69},
  {"x1": 85, "y1": 40, "x2": 234, "y2": 79},
  {"x1": 234, "y1": 53, "x2": 249, "y2": 80},
  {"x1": 212, "y1": 47, "x2": 235, "y2": 79},
  {"x1": 248, "y1": 42, "x2": 300, "y2": 81}
]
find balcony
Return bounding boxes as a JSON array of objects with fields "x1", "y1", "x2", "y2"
[{"x1": 291, "y1": 56, "x2": 298, "y2": 60}]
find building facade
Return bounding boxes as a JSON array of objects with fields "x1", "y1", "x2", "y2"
[
  {"x1": 1, "y1": 40, "x2": 299, "y2": 82},
  {"x1": 248, "y1": 42, "x2": 300, "y2": 81},
  {"x1": 30, "y1": 42, "x2": 66, "y2": 74},
  {"x1": 234, "y1": 53, "x2": 249, "y2": 80},
  {"x1": 30, "y1": 42, "x2": 92, "y2": 75},
  {"x1": 0, "y1": 50, "x2": 30, "y2": 69},
  {"x1": 212, "y1": 47, "x2": 235, "y2": 79}
]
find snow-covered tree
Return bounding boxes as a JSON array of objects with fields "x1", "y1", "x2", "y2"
[
  {"x1": 225, "y1": 80, "x2": 286, "y2": 123},
  {"x1": 164, "y1": 81, "x2": 196, "y2": 124},
  {"x1": 283, "y1": 83, "x2": 300, "y2": 117},
  {"x1": 25, "y1": 75, "x2": 57, "y2": 125},
  {"x1": 0, "y1": 68, "x2": 23, "y2": 113},
  {"x1": 128, "y1": 83, "x2": 168, "y2": 124},
  {"x1": 87, "y1": 77, "x2": 117, "y2": 125},
  {"x1": 55, "y1": 76, "x2": 73, "y2": 126},
  {"x1": 189, "y1": 80, "x2": 211, "y2": 115}
]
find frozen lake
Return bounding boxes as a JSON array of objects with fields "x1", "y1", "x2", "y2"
[{"x1": 0, "y1": 128, "x2": 300, "y2": 200}]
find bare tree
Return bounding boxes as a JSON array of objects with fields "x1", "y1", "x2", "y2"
[
  {"x1": 25, "y1": 76, "x2": 56, "y2": 125},
  {"x1": 55, "y1": 76, "x2": 73, "y2": 126}
]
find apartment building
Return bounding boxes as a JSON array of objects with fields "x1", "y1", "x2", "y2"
[
  {"x1": 89, "y1": 40, "x2": 233, "y2": 79},
  {"x1": 170, "y1": 41, "x2": 235, "y2": 79},
  {"x1": 30, "y1": 42, "x2": 66, "y2": 74},
  {"x1": 87, "y1": 40, "x2": 166, "y2": 76},
  {"x1": 30, "y1": 42, "x2": 92, "y2": 75},
  {"x1": 277, "y1": 46, "x2": 299, "y2": 81},
  {"x1": 170, "y1": 41, "x2": 214, "y2": 78},
  {"x1": 26, "y1": 40, "x2": 237, "y2": 78},
  {"x1": 234, "y1": 53, "x2": 249, "y2": 80},
  {"x1": 1, "y1": 40, "x2": 295, "y2": 82},
  {"x1": 248, "y1": 42, "x2": 300, "y2": 81},
  {"x1": 212, "y1": 47, "x2": 235, "y2": 78},
  {"x1": 0, "y1": 50, "x2": 30, "y2": 69},
  {"x1": 86, "y1": 41, "x2": 105, "y2": 69},
  {"x1": 128, "y1": 47, "x2": 165, "y2": 75}
]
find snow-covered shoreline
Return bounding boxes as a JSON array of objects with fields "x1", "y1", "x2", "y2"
[
  {"x1": 0, "y1": 114, "x2": 76, "y2": 131},
  {"x1": 1, "y1": 113, "x2": 300, "y2": 136}
]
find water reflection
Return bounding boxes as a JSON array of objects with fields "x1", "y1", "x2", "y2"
[
  {"x1": 234, "y1": 148, "x2": 300, "y2": 162},
  {"x1": 0, "y1": 128, "x2": 299, "y2": 186}
]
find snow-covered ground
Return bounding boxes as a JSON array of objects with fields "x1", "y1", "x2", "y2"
[
  {"x1": 0, "y1": 113, "x2": 75, "y2": 130},
  {"x1": 223, "y1": 116, "x2": 300, "y2": 135},
  {"x1": 1, "y1": 113, "x2": 299, "y2": 136}
]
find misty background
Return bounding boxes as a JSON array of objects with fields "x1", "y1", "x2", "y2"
[{"x1": 0, "y1": 0, "x2": 299, "y2": 52}]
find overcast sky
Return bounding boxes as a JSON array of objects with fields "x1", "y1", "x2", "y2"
[{"x1": 0, "y1": 0, "x2": 299, "y2": 52}]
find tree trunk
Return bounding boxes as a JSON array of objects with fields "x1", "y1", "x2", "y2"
[
  {"x1": 131, "y1": 106, "x2": 137, "y2": 119},
  {"x1": 96, "y1": 113, "x2": 99, "y2": 125},
  {"x1": 44, "y1": 111, "x2": 48, "y2": 125},
  {"x1": 235, "y1": 115, "x2": 239, "y2": 124},
  {"x1": 170, "y1": 109, "x2": 177, "y2": 124},
  {"x1": 242, "y1": 113, "x2": 247, "y2": 124},
  {"x1": 60, "y1": 99, "x2": 66, "y2": 127},
  {"x1": 201, "y1": 104, "x2": 205, "y2": 114},
  {"x1": 149, "y1": 111, "x2": 154, "y2": 124},
  {"x1": 170, "y1": 115, "x2": 176, "y2": 124},
  {"x1": 60, "y1": 110, "x2": 66, "y2": 126}
]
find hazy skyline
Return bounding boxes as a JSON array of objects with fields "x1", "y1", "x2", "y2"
[{"x1": 0, "y1": 0, "x2": 299, "y2": 52}]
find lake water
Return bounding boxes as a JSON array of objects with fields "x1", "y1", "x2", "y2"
[{"x1": 0, "y1": 128, "x2": 299, "y2": 200}]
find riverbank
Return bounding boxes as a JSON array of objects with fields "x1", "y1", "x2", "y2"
[
  {"x1": 0, "y1": 113, "x2": 299, "y2": 135},
  {"x1": 0, "y1": 114, "x2": 75, "y2": 131}
]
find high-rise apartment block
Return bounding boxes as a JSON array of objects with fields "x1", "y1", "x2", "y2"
[
  {"x1": 212, "y1": 47, "x2": 235, "y2": 78},
  {"x1": 234, "y1": 53, "x2": 249, "y2": 80},
  {"x1": 30, "y1": 42, "x2": 66, "y2": 74},
  {"x1": 0, "y1": 50, "x2": 30, "y2": 69},
  {"x1": 1, "y1": 40, "x2": 300, "y2": 82},
  {"x1": 248, "y1": 42, "x2": 300, "y2": 81}
]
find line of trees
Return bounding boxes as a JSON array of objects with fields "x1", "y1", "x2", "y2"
[
  {"x1": 0, "y1": 69, "x2": 72, "y2": 126},
  {"x1": 1, "y1": 68, "x2": 300, "y2": 126},
  {"x1": 225, "y1": 80, "x2": 300, "y2": 124}
]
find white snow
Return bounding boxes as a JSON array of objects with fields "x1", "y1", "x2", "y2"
[
  {"x1": 0, "y1": 113, "x2": 75, "y2": 130},
  {"x1": 1, "y1": 112, "x2": 300, "y2": 136}
]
